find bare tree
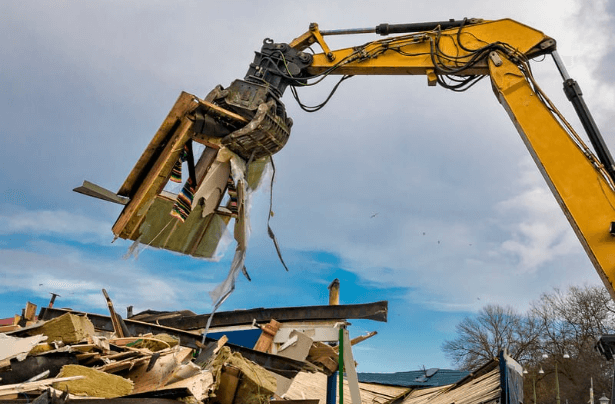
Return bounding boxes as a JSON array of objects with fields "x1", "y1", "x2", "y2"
[
  {"x1": 527, "y1": 285, "x2": 615, "y2": 403},
  {"x1": 442, "y1": 285, "x2": 615, "y2": 403},
  {"x1": 442, "y1": 304, "x2": 542, "y2": 370}
]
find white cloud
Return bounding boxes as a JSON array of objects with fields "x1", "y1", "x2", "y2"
[
  {"x1": 0, "y1": 207, "x2": 111, "y2": 244},
  {"x1": 0, "y1": 244, "x2": 219, "y2": 313},
  {"x1": 494, "y1": 162, "x2": 579, "y2": 272}
]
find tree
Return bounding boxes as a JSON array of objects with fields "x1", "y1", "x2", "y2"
[
  {"x1": 442, "y1": 304, "x2": 543, "y2": 370},
  {"x1": 526, "y1": 285, "x2": 615, "y2": 403},
  {"x1": 442, "y1": 285, "x2": 615, "y2": 403}
]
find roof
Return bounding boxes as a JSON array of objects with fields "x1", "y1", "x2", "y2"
[
  {"x1": 358, "y1": 368, "x2": 470, "y2": 388},
  {"x1": 285, "y1": 360, "x2": 501, "y2": 404},
  {"x1": 399, "y1": 367, "x2": 501, "y2": 404}
]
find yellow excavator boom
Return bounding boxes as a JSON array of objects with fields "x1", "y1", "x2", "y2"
[{"x1": 283, "y1": 18, "x2": 615, "y2": 298}]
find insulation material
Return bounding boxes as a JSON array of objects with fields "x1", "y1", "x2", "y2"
[
  {"x1": 53, "y1": 364, "x2": 134, "y2": 398},
  {"x1": 126, "y1": 337, "x2": 170, "y2": 352},
  {"x1": 208, "y1": 346, "x2": 277, "y2": 404},
  {"x1": 29, "y1": 313, "x2": 95, "y2": 344}
]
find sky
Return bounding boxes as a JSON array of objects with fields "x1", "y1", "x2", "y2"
[{"x1": 1, "y1": 0, "x2": 614, "y2": 373}]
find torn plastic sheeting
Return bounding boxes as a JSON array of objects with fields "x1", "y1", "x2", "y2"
[{"x1": 202, "y1": 153, "x2": 252, "y2": 338}]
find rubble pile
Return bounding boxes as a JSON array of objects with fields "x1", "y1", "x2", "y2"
[
  {"x1": 0, "y1": 295, "x2": 388, "y2": 404},
  {"x1": 1, "y1": 312, "x2": 246, "y2": 403}
]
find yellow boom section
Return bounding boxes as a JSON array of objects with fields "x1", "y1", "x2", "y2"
[
  {"x1": 490, "y1": 56, "x2": 615, "y2": 299},
  {"x1": 293, "y1": 19, "x2": 615, "y2": 298},
  {"x1": 296, "y1": 19, "x2": 551, "y2": 78}
]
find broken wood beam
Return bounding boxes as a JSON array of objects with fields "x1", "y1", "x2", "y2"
[
  {"x1": 333, "y1": 331, "x2": 378, "y2": 353},
  {"x1": 112, "y1": 111, "x2": 195, "y2": 239},
  {"x1": 73, "y1": 181, "x2": 130, "y2": 205},
  {"x1": 0, "y1": 376, "x2": 84, "y2": 397},
  {"x1": 102, "y1": 289, "x2": 126, "y2": 338}
]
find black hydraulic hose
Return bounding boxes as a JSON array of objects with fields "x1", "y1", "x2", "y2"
[
  {"x1": 551, "y1": 51, "x2": 615, "y2": 182},
  {"x1": 563, "y1": 79, "x2": 615, "y2": 181},
  {"x1": 375, "y1": 18, "x2": 481, "y2": 36}
]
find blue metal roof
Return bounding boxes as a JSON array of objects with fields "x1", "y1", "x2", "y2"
[{"x1": 358, "y1": 368, "x2": 470, "y2": 388}]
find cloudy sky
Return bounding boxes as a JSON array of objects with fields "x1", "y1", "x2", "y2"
[{"x1": 2, "y1": 0, "x2": 614, "y2": 372}]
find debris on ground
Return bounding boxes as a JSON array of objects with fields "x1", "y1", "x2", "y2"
[
  {"x1": 0, "y1": 288, "x2": 387, "y2": 404},
  {"x1": 0, "y1": 287, "x2": 514, "y2": 404}
]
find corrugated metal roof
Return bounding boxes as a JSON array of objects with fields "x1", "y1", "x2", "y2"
[{"x1": 358, "y1": 368, "x2": 470, "y2": 387}]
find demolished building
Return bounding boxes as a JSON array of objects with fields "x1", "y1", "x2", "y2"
[{"x1": 1, "y1": 291, "x2": 523, "y2": 404}]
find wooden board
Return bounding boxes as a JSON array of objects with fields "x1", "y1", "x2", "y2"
[
  {"x1": 117, "y1": 92, "x2": 198, "y2": 198},
  {"x1": 112, "y1": 116, "x2": 195, "y2": 240},
  {"x1": 125, "y1": 347, "x2": 193, "y2": 394}
]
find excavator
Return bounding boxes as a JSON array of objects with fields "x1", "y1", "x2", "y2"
[{"x1": 76, "y1": 18, "x2": 615, "y2": 309}]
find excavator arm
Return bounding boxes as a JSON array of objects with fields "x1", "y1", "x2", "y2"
[
  {"x1": 91, "y1": 18, "x2": 615, "y2": 301},
  {"x1": 242, "y1": 18, "x2": 615, "y2": 298}
]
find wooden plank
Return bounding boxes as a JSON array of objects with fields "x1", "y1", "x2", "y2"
[
  {"x1": 0, "y1": 376, "x2": 84, "y2": 396},
  {"x1": 197, "y1": 100, "x2": 249, "y2": 125},
  {"x1": 342, "y1": 329, "x2": 361, "y2": 404},
  {"x1": 24, "y1": 302, "x2": 37, "y2": 321},
  {"x1": 102, "y1": 289, "x2": 125, "y2": 338},
  {"x1": 253, "y1": 320, "x2": 280, "y2": 353},
  {"x1": 73, "y1": 180, "x2": 129, "y2": 205},
  {"x1": 0, "y1": 325, "x2": 21, "y2": 333},
  {"x1": 118, "y1": 92, "x2": 197, "y2": 197},
  {"x1": 126, "y1": 347, "x2": 192, "y2": 394},
  {"x1": 160, "y1": 371, "x2": 214, "y2": 401},
  {"x1": 333, "y1": 331, "x2": 377, "y2": 353},
  {"x1": 112, "y1": 116, "x2": 195, "y2": 239},
  {"x1": 308, "y1": 342, "x2": 338, "y2": 375}
]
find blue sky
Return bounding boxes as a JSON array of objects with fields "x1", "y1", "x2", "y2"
[{"x1": 1, "y1": 0, "x2": 614, "y2": 372}]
